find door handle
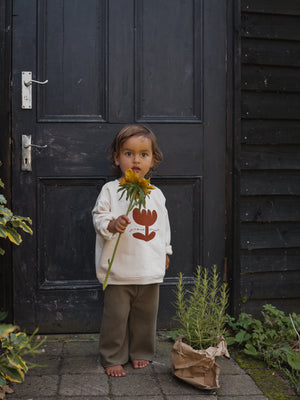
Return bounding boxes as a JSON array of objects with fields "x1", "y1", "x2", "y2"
[
  {"x1": 24, "y1": 78, "x2": 48, "y2": 87},
  {"x1": 21, "y1": 71, "x2": 48, "y2": 109},
  {"x1": 21, "y1": 135, "x2": 48, "y2": 172},
  {"x1": 24, "y1": 143, "x2": 48, "y2": 149}
]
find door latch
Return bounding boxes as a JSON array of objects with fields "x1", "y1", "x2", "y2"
[
  {"x1": 21, "y1": 71, "x2": 48, "y2": 109},
  {"x1": 21, "y1": 135, "x2": 48, "y2": 171}
]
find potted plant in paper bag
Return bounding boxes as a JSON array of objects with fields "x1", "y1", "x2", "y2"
[{"x1": 170, "y1": 265, "x2": 230, "y2": 390}]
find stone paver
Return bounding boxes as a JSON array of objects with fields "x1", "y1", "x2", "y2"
[
  {"x1": 62, "y1": 340, "x2": 99, "y2": 356},
  {"x1": 113, "y1": 397, "x2": 164, "y2": 400},
  {"x1": 165, "y1": 396, "x2": 217, "y2": 400},
  {"x1": 59, "y1": 373, "x2": 109, "y2": 396},
  {"x1": 220, "y1": 397, "x2": 268, "y2": 400},
  {"x1": 61, "y1": 355, "x2": 105, "y2": 374},
  {"x1": 25, "y1": 355, "x2": 61, "y2": 376},
  {"x1": 217, "y1": 356, "x2": 246, "y2": 375},
  {"x1": 158, "y1": 373, "x2": 217, "y2": 396},
  {"x1": 218, "y1": 374, "x2": 263, "y2": 396},
  {"x1": 5, "y1": 334, "x2": 268, "y2": 400},
  {"x1": 59, "y1": 398, "x2": 110, "y2": 400},
  {"x1": 9, "y1": 375, "x2": 59, "y2": 398},
  {"x1": 111, "y1": 374, "x2": 162, "y2": 397}
]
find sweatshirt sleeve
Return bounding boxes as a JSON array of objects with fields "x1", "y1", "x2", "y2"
[
  {"x1": 160, "y1": 190, "x2": 172, "y2": 256},
  {"x1": 165, "y1": 207, "x2": 173, "y2": 255},
  {"x1": 92, "y1": 184, "x2": 117, "y2": 241}
]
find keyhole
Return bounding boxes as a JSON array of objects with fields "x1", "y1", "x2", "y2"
[{"x1": 25, "y1": 158, "x2": 28, "y2": 165}]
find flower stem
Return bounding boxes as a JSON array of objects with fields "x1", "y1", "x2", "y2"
[
  {"x1": 102, "y1": 196, "x2": 136, "y2": 290},
  {"x1": 102, "y1": 233, "x2": 121, "y2": 290}
]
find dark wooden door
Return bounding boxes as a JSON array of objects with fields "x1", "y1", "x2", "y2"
[{"x1": 12, "y1": 0, "x2": 227, "y2": 332}]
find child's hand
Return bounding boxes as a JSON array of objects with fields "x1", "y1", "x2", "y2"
[
  {"x1": 165, "y1": 255, "x2": 170, "y2": 270},
  {"x1": 108, "y1": 215, "x2": 131, "y2": 234}
]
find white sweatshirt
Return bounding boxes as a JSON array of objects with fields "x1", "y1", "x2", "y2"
[{"x1": 92, "y1": 179, "x2": 172, "y2": 285}]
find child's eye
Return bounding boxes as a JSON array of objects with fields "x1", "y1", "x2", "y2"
[
  {"x1": 141, "y1": 153, "x2": 148, "y2": 158},
  {"x1": 125, "y1": 152, "x2": 132, "y2": 157}
]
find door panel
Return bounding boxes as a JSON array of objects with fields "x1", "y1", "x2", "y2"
[
  {"x1": 38, "y1": 178, "x2": 98, "y2": 284},
  {"x1": 37, "y1": 0, "x2": 107, "y2": 122},
  {"x1": 135, "y1": 0, "x2": 202, "y2": 122},
  {"x1": 12, "y1": 0, "x2": 226, "y2": 332}
]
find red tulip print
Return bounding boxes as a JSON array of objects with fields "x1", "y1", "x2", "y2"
[{"x1": 132, "y1": 208, "x2": 157, "y2": 242}]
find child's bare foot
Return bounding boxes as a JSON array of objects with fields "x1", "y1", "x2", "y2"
[
  {"x1": 132, "y1": 359, "x2": 149, "y2": 369},
  {"x1": 105, "y1": 365, "x2": 126, "y2": 377}
]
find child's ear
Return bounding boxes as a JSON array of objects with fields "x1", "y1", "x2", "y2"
[
  {"x1": 113, "y1": 152, "x2": 119, "y2": 166},
  {"x1": 151, "y1": 156, "x2": 154, "y2": 169}
]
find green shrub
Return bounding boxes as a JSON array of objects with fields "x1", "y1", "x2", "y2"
[
  {"x1": 226, "y1": 304, "x2": 300, "y2": 393},
  {"x1": 0, "y1": 312, "x2": 45, "y2": 390},
  {"x1": 0, "y1": 162, "x2": 33, "y2": 255},
  {"x1": 1, "y1": 162, "x2": 41, "y2": 397},
  {"x1": 172, "y1": 265, "x2": 229, "y2": 349}
]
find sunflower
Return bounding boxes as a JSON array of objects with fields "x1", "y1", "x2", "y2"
[
  {"x1": 118, "y1": 169, "x2": 155, "y2": 208},
  {"x1": 120, "y1": 169, "x2": 155, "y2": 194}
]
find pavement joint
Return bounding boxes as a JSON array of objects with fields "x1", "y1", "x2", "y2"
[{"x1": 150, "y1": 363, "x2": 168, "y2": 400}]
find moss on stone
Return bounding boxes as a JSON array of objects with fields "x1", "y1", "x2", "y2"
[{"x1": 232, "y1": 350, "x2": 298, "y2": 400}]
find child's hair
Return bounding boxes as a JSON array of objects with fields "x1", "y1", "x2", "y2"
[{"x1": 109, "y1": 124, "x2": 163, "y2": 177}]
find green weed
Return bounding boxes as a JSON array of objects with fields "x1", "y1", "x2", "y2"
[{"x1": 226, "y1": 304, "x2": 300, "y2": 394}]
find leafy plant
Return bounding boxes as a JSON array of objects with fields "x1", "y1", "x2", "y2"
[
  {"x1": 0, "y1": 161, "x2": 33, "y2": 255},
  {"x1": 172, "y1": 265, "x2": 229, "y2": 349},
  {"x1": 226, "y1": 304, "x2": 300, "y2": 394},
  {"x1": 284, "y1": 368, "x2": 300, "y2": 394},
  {"x1": 0, "y1": 312, "x2": 45, "y2": 396},
  {"x1": 1, "y1": 162, "x2": 40, "y2": 397}
]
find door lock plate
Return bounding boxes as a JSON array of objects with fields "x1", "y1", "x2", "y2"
[{"x1": 21, "y1": 135, "x2": 32, "y2": 171}]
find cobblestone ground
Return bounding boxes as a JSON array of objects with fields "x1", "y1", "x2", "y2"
[{"x1": 6, "y1": 333, "x2": 267, "y2": 400}]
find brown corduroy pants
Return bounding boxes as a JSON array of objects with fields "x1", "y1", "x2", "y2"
[{"x1": 99, "y1": 284, "x2": 160, "y2": 368}]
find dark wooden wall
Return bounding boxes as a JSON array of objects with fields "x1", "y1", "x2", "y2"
[{"x1": 239, "y1": 0, "x2": 300, "y2": 315}]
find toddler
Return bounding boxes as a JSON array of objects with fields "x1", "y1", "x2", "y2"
[{"x1": 92, "y1": 124, "x2": 172, "y2": 377}]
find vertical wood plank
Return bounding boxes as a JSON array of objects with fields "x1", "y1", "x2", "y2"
[{"x1": 108, "y1": 0, "x2": 134, "y2": 122}]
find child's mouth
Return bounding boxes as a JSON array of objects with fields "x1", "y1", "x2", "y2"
[{"x1": 132, "y1": 167, "x2": 140, "y2": 173}]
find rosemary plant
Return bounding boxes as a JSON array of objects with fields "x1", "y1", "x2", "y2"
[{"x1": 173, "y1": 265, "x2": 229, "y2": 349}]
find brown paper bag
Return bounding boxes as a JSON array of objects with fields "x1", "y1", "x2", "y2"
[{"x1": 171, "y1": 336, "x2": 230, "y2": 390}]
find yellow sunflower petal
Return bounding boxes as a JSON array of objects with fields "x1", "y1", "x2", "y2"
[
  {"x1": 125, "y1": 169, "x2": 140, "y2": 183},
  {"x1": 120, "y1": 169, "x2": 155, "y2": 194},
  {"x1": 138, "y1": 177, "x2": 150, "y2": 189}
]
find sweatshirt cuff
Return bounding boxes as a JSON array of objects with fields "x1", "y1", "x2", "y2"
[
  {"x1": 100, "y1": 218, "x2": 117, "y2": 240},
  {"x1": 166, "y1": 245, "x2": 173, "y2": 255}
]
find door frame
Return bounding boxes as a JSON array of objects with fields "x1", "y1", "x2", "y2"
[
  {"x1": 0, "y1": 0, "x2": 241, "y2": 323},
  {"x1": 225, "y1": 0, "x2": 242, "y2": 317},
  {"x1": 0, "y1": 0, "x2": 13, "y2": 321}
]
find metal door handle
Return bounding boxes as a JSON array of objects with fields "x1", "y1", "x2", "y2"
[
  {"x1": 21, "y1": 135, "x2": 48, "y2": 172},
  {"x1": 24, "y1": 143, "x2": 48, "y2": 149},
  {"x1": 24, "y1": 79, "x2": 49, "y2": 87},
  {"x1": 21, "y1": 71, "x2": 48, "y2": 109}
]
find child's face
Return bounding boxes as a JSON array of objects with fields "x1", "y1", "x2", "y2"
[{"x1": 114, "y1": 135, "x2": 154, "y2": 179}]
